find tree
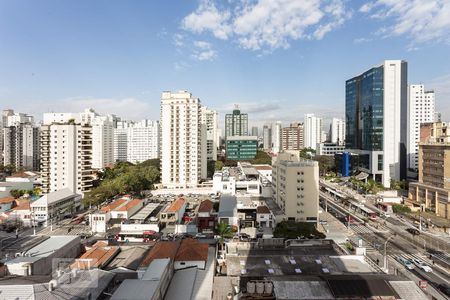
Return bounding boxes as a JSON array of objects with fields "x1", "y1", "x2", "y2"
[
  {"x1": 215, "y1": 160, "x2": 224, "y2": 171},
  {"x1": 207, "y1": 160, "x2": 216, "y2": 178},
  {"x1": 313, "y1": 155, "x2": 335, "y2": 175},
  {"x1": 273, "y1": 221, "x2": 325, "y2": 239},
  {"x1": 300, "y1": 148, "x2": 316, "y2": 160},
  {"x1": 392, "y1": 204, "x2": 411, "y2": 214},
  {"x1": 250, "y1": 150, "x2": 272, "y2": 165},
  {"x1": 216, "y1": 222, "x2": 234, "y2": 250}
]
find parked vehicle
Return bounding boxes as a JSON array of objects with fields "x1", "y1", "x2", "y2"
[
  {"x1": 397, "y1": 257, "x2": 415, "y2": 270},
  {"x1": 412, "y1": 259, "x2": 432, "y2": 272},
  {"x1": 406, "y1": 228, "x2": 420, "y2": 235}
]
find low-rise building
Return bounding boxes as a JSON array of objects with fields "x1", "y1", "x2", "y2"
[
  {"x1": 160, "y1": 198, "x2": 186, "y2": 229},
  {"x1": 8, "y1": 199, "x2": 31, "y2": 226},
  {"x1": 0, "y1": 181, "x2": 33, "y2": 198},
  {"x1": 317, "y1": 142, "x2": 345, "y2": 156},
  {"x1": 72, "y1": 241, "x2": 120, "y2": 270},
  {"x1": 30, "y1": 188, "x2": 82, "y2": 226},
  {"x1": 213, "y1": 163, "x2": 262, "y2": 196},
  {"x1": 174, "y1": 238, "x2": 208, "y2": 270},
  {"x1": 5, "y1": 235, "x2": 81, "y2": 276},
  {"x1": 218, "y1": 195, "x2": 238, "y2": 227},
  {"x1": 256, "y1": 205, "x2": 274, "y2": 228},
  {"x1": 111, "y1": 198, "x2": 144, "y2": 219},
  {"x1": 0, "y1": 196, "x2": 15, "y2": 212},
  {"x1": 196, "y1": 199, "x2": 216, "y2": 233}
]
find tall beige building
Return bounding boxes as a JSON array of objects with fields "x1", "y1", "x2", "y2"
[
  {"x1": 160, "y1": 91, "x2": 207, "y2": 188},
  {"x1": 272, "y1": 151, "x2": 319, "y2": 223},
  {"x1": 281, "y1": 122, "x2": 304, "y2": 151},
  {"x1": 40, "y1": 122, "x2": 93, "y2": 195},
  {"x1": 408, "y1": 122, "x2": 450, "y2": 219}
]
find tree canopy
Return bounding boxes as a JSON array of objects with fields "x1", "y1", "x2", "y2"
[
  {"x1": 250, "y1": 150, "x2": 272, "y2": 165},
  {"x1": 83, "y1": 159, "x2": 160, "y2": 207}
]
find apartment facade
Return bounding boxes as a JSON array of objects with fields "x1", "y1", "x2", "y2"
[
  {"x1": 407, "y1": 85, "x2": 435, "y2": 171},
  {"x1": 330, "y1": 118, "x2": 345, "y2": 146},
  {"x1": 262, "y1": 124, "x2": 272, "y2": 150},
  {"x1": 304, "y1": 114, "x2": 322, "y2": 151},
  {"x1": 345, "y1": 60, "x2": 408, "y2": 187},
  {"x1": 200, "y1": 106, "x2": 218, "y2": 161},
  {"x1": 114, "y1": 120, "x2": 133, "y2": 162},
  {"x1": 271, "y1": 121, "x2": 282, "y2": 154},
  {"x1": 40, "y1": 122, "x2": 93, "y2": 195},
  {"x1": 160, "y1": 90, "x2": 207, "y2": 188},
  {"x1": 281, "y1": 122, "x2": 304, "y2": 151},
  {"x1": 3, "y1": 123, "x2": 40, "y2": 171},
  {"x1": 127, "y1": 120, "x2": 160, "y2": 163},
  {"x1": 225, "y1": 107, "x2": 248, "y2": 139},
  {"x1": 226, "y1": 136, "x2": 258, "y2": 160},
  {"x1": 272, "y1": 151, "x2": 319, "y2": 223}
]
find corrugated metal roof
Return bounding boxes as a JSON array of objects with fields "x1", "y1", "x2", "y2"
[
  {"x1": 141, "y1": 258, "x2": 170, "y2": 281},
  {"x1": 218, "y1": 195, "x2": 237, "y2": 218},
  {"x1": 110, "y1": 279, "x2": 160, "y2": 300},
  {"x1": 0, "y1": 285, "x2": 35, "y2": 300},
  {"x1": 24, "y1": 236, "x2": 79, "y2": 258},
  {"x1": 164, "y1": 268, "x2": 197, "y2": 300},
  {"x1": 130, "y1": 203, "x2": 160, "y2": 220},
  {"x1": 31, "y1": 188, "x2": 77, "y2": 206}
]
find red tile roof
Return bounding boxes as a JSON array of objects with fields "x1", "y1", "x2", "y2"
[
  {"x1": 254, "y1": 165, "x2": 272, "y2": 170},
  {"x1": 9, "y1": 172, "x2": 34, "y2": 178},
  {"x1": 256, "y1": 206, "x2": 271, "y2": 214},
  {"x1": 72, "y1": 244, "x2": 119, "y2": 269},
  {"x1": 12, "y1": 199, "x2": 30, "y2": 210},
  {"x1": 166, "y1": 198, "x2": 185, "y2": 213},
  {"x1": 100, "y1": 198, "x2": 126, "y2": 213},
  {"x1": 0, "y1": 197, "x2": 15, "y2": 204},
  {"x1": 198, "y1": 200, "x2": 213, "y2": 213},
  {"x1": 140, "y1": 241, "x2": 180, "y2": 267},
  {"x1": 116, "y1": 198, "x2": 142, "y2": 212},
  {"x1": 175, "y1": 239, "x2": 208, "y2": 262}
]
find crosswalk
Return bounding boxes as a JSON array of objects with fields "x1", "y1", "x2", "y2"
[{"x1": 349, "y1": 224, "x2": 390, "y2": 234}]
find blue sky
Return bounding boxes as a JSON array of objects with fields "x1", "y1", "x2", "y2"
[{"x1": 1, "y1": 0, "x2": 450, "y2": 127}]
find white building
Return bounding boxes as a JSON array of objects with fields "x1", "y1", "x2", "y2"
[
  {"x1": 407, "y1": 85, "x2": 435, "y2": 171},
  {"x1": 40, "y1": 122, "x2": 93, "y2": 195},
  {"x1": 271, "y1": 121, "x2": 282, "y2": 154},
  {"x1": 262, "y1": 124, "x2": 272, "y2": 150},
  {"x1": 114, "y1": 120, "x2": 134, "y2": 162},
  {"x1": 304, "y1": 114, "x2": 322, "y2": 151},
  {"x1": 127, "y1": 120, "x2": 160, "y2": 163},
  {"x1": 160, "y1": 91, "x2": 207, "y2": 188},
  {"x1": 317, "y1": 143, "x2": 346, "y2": 156},
  {"x1": 30, "y1": 188, "x2": 82, "y2": 226},
  {"x1": 330, "y1": 118, "x2": 345, "y2": 146},
  {"x1": 201, "y1": 106, "x2": 218, "y2": 161}
]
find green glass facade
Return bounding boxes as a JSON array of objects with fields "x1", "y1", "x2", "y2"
[{"x1": 226, "y1": 138, "x2": 257, "y2": 160}]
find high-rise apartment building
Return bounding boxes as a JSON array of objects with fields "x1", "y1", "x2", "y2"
[
  {"x1": 345, "y1": 60, "x2": 408, "y2": 187},
  {"x1": 114, "y1": 120, "x2": 134, "y2": 162},
  {"x1": 407, "y1": 85, "x2": 435, "y2": 171},
  {"x1": 304, "y1": 114, "x2": 322, "y2": 151},
  {"x1": 201, "y1": 107, "x2": 219, "y2": 161},
  {"x1": 251, "y1": 126, "x2": 259, "y2": 137},
  {"x1": 40, "y1": 122, "x2": 93, "y2": 195},
  {"x1": 2, "y1": 111, "x2": 39, "y2": 171},
  {"x1": 127, "y1": 120, "x2": 160, "y2": 164},
  {"x1": 262, "y1": 125, "x2": 272, "y2": 150},
  {"x1": 271, "y1": 121, "x2": 282, "y2": 154},
  {"x1": 282, "y1": 122, "x2": 304, "y2": 151},
  {"x1": 160, "y1": 90, "x2": 207, "y2": 188},
  {"x1": 272, "y1": 151, "x2": 319, "y2": 223},
  {"x1": 225, "y1": 107, "x2": 248, "y2": 138},
  {"x1": 330, "y1": 118, "x2": 345, "y2": 146}
]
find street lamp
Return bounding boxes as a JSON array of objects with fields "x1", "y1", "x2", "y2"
[{"x1": 383, "y1": 234, "x2": 396, "y2": 272}]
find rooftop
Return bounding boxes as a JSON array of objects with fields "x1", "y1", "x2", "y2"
[
  {"x1": 31, "y1": 188, "x2": 78, "y2": 206},
  {"x1": 256, "y1": 205, "x2": 271, "y2": 214},
  {"x1": 0, "y1": 196, "x2": 15, "y2": 204},
  {"x1": 105, "y1": 245, "x2": 150, "y2": 271},
  {"x1": 141, "y1": 258, "x2": 170, "y2": 280},
  {"x1": 253, "y1": 165, "x2": 272, "y2": 171},
  {"x1": 24, "y1": 236, "x2": 79, "y2": 258},
  {"x1": 130, "y1": 202, "x2": 160, "y2": 220},
  {"x1": 197, "y1": 199, "x2": 214, "y2": 213},
  {"x1": 175, "y1": 239, "x2": 208, "y2": 262},
  {"x1": 218, "y1": 195, "x2": 237, "y2": 218},
  {"x1": 165, "y1": 198, "x2": 186, "y2": 213},
  {"x1": 111, "y1": 279, "x2": 160, "y2": 300},
  {"x1": 140, "y1": 241, "x2": 180, "y2": 267},
  {"x1": 115, "y1": 198, "x2": 142, "y2": 212},
  {"x1": 72, "y1": 244, "x2": 120, "y2": 269},
  {"x1": 12, "y1": 199, "x2": 30, "y2": 210},
  {"x1": 164, "y1": 267, "x2": 198, "y2": 300},
  {"x1": 101, "y1": 198, "x2": 127, "y2": 213}
]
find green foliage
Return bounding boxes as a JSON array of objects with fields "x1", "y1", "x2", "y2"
[
  {"x1": 82, "y1": 159, "x2": 160, "y2": 207},
  {"x1": 313, "y1": 155, "x2": 335, "y2": 176},
  {"x1": 0, "y1": 164, "x2": 16, "y2": 175},
  {"x1": 390, "y1": 179, "x2": 408, "y2": 191},
  {"x1": 299, "y1": 148, "x2": 316, "y2": 159},
  {"x1": 215, "y1": 160, "x2": 224, "y2": 171},
  {"x1": 250, "y1": 150, "x2": 272, "y2": 165},
  {"x1": 392, "y1": 204, "x2": 411, "y2": 214},
  {"x1": 273, "y1": 221, "x2": 326, "y2": 239},
  {"x1": 10, "y1": 189, "x2": 32, "y2": 199},
  {"x1": 216, "y1": 222, "x2": 234, "y2": 249},
  {"x1": 207, "y1": 160, "x2": 216, "y2": 178}
]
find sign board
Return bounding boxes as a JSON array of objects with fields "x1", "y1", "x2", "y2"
[{"x1": 419, "y1": 280, "x2": 428, "y2": 289}]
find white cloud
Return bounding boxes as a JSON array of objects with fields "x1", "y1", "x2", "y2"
[
  {"x1": 6, "y1": 97, "x2": 157, "y2": 121},
  {"x1": 353, "y1": 37, "x2": 372, "y2": 44},
  {"x1": 360, "y1": 0, "x2": 450, "y2": 44},
  {"x1": 182, "y1": 0, "x2": 232, "y2": 40},
  {"x1": 192, "y1": 40, "x2": 218, "y2": 61},
  {"x1": 181, "y1": 0, "x2": 350, "y2": 51}
]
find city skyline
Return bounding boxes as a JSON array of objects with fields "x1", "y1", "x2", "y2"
[{"x1": 1, "y1": 1, "x2": 450, "y2": 125}]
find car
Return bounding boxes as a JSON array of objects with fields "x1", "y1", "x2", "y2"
[
  {"x1": 437, "y1": 284, "x2": 450, "y2": 297},
  {"x1": 406, "y1": 228, "x2": 420, "y2": 235},
  {"x1": 195, "y1": 233, "x2": 207, "y2": 239},
  {"x1": 397, "y1": 257, "x2": 415, "y2": 270},
  {"x1": 412, "y1": 259, "x2": 432, "y2": 272}
]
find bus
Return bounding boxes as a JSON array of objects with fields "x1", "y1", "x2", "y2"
[{"x1": 116, "y1": 230, "x2": 159, "y2": 243}]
